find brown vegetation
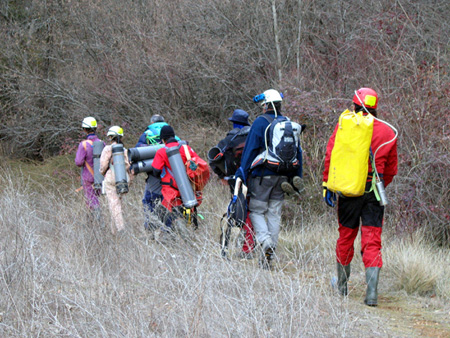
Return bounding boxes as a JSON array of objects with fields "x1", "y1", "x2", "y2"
[
  {"x1": 0, "y1": 164, "x2": 449, "y2": 336},
  {"x1": 0, "y1": 0, "x2": 449, "y2": 293}
]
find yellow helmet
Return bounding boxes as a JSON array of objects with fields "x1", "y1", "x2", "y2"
[
  {"x1": 82, "y1": 117, "x2": 97, "y2": 129},
  {"x1": 107, "y1": 126, "x2": 124, "y2": 137}
]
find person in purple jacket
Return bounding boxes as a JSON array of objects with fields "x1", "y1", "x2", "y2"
[{"x1": 75, "y1": 117, "x2": 104, "y2": 226}]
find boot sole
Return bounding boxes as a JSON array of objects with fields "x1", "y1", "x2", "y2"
[
  {"x1": 364, "y1": 300, "x2": 378, "y2": 307},
  {"x1": 281, "y1": 182, "x2": 295, "y2": 194},
  {"x1": 293, "y1": 176, "x2": 304, "y2": 192}
]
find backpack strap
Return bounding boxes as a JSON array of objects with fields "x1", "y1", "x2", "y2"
[
  {"x1": 82, "y1": 140, "x2": 94, "y2": 176},
  {"x1": 182, "y1": 144, "x2": 191, "y2": 161},
  {"x1": 261, "y1": 114, "x2": 275, "y2": 162}
]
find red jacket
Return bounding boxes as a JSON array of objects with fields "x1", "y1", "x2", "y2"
[
  {"x1": 152, "y1": 141, "x2": 202, "y2": 210},
  {"x1": 323, "y1": 116, "x2": 398, "y2": 187}
]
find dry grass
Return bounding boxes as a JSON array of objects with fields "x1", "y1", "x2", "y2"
[
  {"x1": 0, "y1": 163, "x2": 449, "y2": 337},
  {"x1": 383, "y1": 234, "x2": 449, "y2": 297}
]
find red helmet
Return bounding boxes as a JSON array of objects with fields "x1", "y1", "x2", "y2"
[{"x1": 353, "y1": 88, "x2": 378, "y2": 109}]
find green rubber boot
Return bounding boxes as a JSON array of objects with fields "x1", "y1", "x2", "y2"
[
  {"x1": 364, "y1": 267, "x2": 380, "y2": 307},
  {"x1": 337, "y1": 263, "x2": 351, "y2": 296}
]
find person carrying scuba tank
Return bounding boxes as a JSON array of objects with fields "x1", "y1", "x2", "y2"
[
  {"x1": 75, "y1": 117, "x2": 104, "y2": 226},
  {"x1": 136, "y1": 114, "x2": 167, "y2": 147},
  {"x1": 100, "y1": 126, "x2": 134, "y2": 235},
  {"x1": 135, "y1": 114, "x2": 180, "y2": 147},
  {"x1": 234, "y1": 89, "x2": 305, "y2": 269},
  {"x1": 151, "y1": 125, "x2": 206, "y2": 234},
  {"x1": 323, "y1": 88, "x2": 398, "y2": 307},
  {"x1": 209, "y1": 109, "x2": 255, "y2": 259},
  {"x1": 134, "y1": 114, "x2": 181, "y2": 233}
]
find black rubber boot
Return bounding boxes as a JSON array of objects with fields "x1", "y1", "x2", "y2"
[
  {"x1": 364, "y1": 267, "x2": 380, "y2": 307},
  {"x1": 337, "y1": 263, "x2": 351, "y2": 296}
]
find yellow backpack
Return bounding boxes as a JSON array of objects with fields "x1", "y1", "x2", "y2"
[{"x1": 327, "y1": 110, "x2": 374, "y2": 197}]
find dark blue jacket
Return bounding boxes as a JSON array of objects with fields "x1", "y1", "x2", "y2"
[{"x1": 235, "y1": 111, "x2": 302, "y2": 183}]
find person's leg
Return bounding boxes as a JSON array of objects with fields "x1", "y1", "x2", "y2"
[
  {"x1": 360, "y1": 193, "x2": 384, "y2": 306},
  {"x1": 83, "y1": 181, "x2": 100, "y2": 210},
  {"x1": 266, "y1": 176, "x2": 286, "y2": 247},
  {"x1": 361, "y1": 226, "x2": 383, "y2": 268},
  {"x1": 83, "y1": 181, "x2": 103, "y2": 226},
  {"x1": 335, "y1": 195, "x2": 363, "y2": 295},
  {"x1": 105, "y1": 183, "x2": 124, "y2": 234},
  {"x1": 248, "y1": 177, "x2": 271, "y2": 244},
  {"x1": 336, "y1": 224, "x2": 359, "y2": 266},
  {"x1": 360, "y1": 194, "x2": 384, "y2": 268},
  {"x1": 143, "y1": 190, "x2": 162, "y2": 231},
  {"x1": 104, "y1": 182, "x2": 117, "y2": 234},
  {"x1": 248, "y1": 199, "x2": 269, "y2": 244}
]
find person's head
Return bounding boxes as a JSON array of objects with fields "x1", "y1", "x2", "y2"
[
  {"x1": 159, "y1": 125, "x2": 175, "y2": 143},
  {"x1": 81, "y1": 117, "x2": 97, "y2": 133},
  {"x1": 150, "y1": 114, "x2": 165, "y2": 124},
  {"x1": 253, "y1": 89, "x2": 283, "y2": 114},
  {"x1": 228, "y1": 109, "x2": 250, "y2": 128},
  {"x1": 107, "y1": 126, "x2": 124, "y2": 144},
  {"x1": 352, "y1": 88, "x2": 378, "y2": 116}
]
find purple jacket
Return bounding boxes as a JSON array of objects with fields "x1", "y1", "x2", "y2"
[{"x1": 75, "y1": 134, "x2": 102, "y2": 184}]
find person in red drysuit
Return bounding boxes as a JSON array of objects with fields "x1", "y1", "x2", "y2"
[{"x1": 323, "y1": 88, "x2": 398, "y2": 306}]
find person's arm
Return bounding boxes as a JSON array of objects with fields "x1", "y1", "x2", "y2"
[
  {"x1": 296, "y1": 146, "x2": 303, "y2": 178},
  {"x1": 99, "y1": 145, "x2": 112, "y2": 176},
  {"x1": 124, "y1": 148, "x2": 135, "y2": 183},
  {"x1": 236, "y1": 120, "x2": 264, "y2": 182},
  {"x1": 74, "y1": 141, "x2": 86, "y2": 167},
  {"x1": 382, "y1": 138, "x2": 398, "y2": 187},
  {"x1": 322, "y1": 124, "x2": 338, "y2": 207},
  {"x1": 135, "y1": 133, "x2": 148, "y2": 147}
]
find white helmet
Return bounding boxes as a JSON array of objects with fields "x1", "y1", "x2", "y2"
[
  {"x1": 82, "y1": 117, "x2": 97, "y2": 129},
  {"x1": 107, "y1": 126, "x2": 124, "y2": 137},
  {"x1": 253, "y1": 89, "x2": 283, "y2": 106},
  {"x1": 262, "y1": 89, "x2": 283, "y2": 105}
]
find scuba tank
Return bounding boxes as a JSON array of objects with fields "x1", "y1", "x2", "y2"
[
  {"x1": 128, "y1": 144, "x2": 164, "y2": 162},
  {"x1": 112, "y1": 144, "x2": 129, "y2": 194},
  {"x1": 92, "y1": 141, "x2": 104, "y2": 189},
  {"x1": 166, "y1": 145, "x2": 198, "y2": 209},
  {"x1": 375, "y1": 179, "x2": 388, "y2": 206},
  {"x1": 130, "y1": 159, "x2": 153, "y2": 174}
]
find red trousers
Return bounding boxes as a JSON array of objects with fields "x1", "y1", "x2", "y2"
[
  {"x1": 336, "y1": 191, "x2": 384, "y2": 268},
  {"x1": 336, "y1": 224, "x2": 382, "y2": 268}
]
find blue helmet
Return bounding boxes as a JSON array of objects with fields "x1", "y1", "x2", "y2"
[{"x1": 228, "y1": 109, "x2": 250, "y2": 126}]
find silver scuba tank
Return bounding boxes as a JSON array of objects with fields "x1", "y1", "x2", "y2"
[
  {"x1": 128, "y1": 144, "x2": 164, "y2": 162},
  {"x1": 112, "y1": 144, "x2": 129, "y2": 194},
  {"x1": 166, "y1": 145, "x2": 198, "y2": 208},
  {"x1": 375, "y1": 179, "x2": 388, "y2": 206},
  {"x1": 93, "y1": 141, "x2": 104, "y2": 189},
  {"x1": 130, "y1": 159, "x2": 153, "y2": 174}
]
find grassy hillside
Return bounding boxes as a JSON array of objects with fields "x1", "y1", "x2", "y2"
[{"x1": 0, "y1": 157, "x2": 449, "y2": 337}]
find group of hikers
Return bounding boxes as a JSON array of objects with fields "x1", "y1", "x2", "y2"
[{"x1": 75, "y1": 87, "x2": 398, "y2": 307}]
